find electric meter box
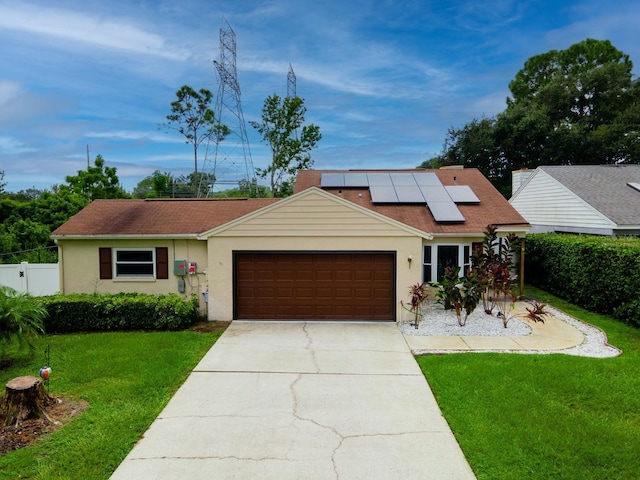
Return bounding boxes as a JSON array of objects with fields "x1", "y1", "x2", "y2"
[{"x1": 174, "y1": 259, "x2": 188, "y2": 276}]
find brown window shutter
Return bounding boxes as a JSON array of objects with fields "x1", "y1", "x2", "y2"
[
  {"x1": 156, "y1": 247, "x2": 169, "y2": 279},
  {"x1": 99, "y1": 248, "x2": 112, "y2": 279}
]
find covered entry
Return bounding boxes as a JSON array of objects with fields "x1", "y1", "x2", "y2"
[{"x1": 234, "y1": 252, "x2": 395, "y2": 320}]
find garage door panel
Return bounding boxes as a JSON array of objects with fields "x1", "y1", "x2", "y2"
[
  {"x1": 235, "y1": 252, "x2": 395, "y2": 320},
  {"x1": 316, "y1": 289, "x2": 333, "y2": 299},
  {"x1": 335, "y1": 287, "x2": 353, "y2": 298},
  {"x1": 296, "y1": 287, "x2": 313, "y2": 298}
]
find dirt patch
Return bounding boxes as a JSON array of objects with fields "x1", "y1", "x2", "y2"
[
  {"x1": 0, "y1": 396, "x2": 88, "y2": 456},
  {"x1": 189, "y1": 321, "x2": 230, "y2": 334}
]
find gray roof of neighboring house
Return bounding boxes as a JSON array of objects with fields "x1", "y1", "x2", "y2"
[{"x1": 540, "y1": 165, "x2": 640, "y2": 226}]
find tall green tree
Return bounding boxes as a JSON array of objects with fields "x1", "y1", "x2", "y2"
[
  {"x1": 250, "y1": 95, "x2": 322, "y2": 197},
  {"x1": 432, "y1": 38, "x2": 640, "y2": 197},
  {"x1": 164, "y1": 85, "x2": 229, "y2": 197},
  {"x1": 0, "y1": 189, "x2": 88, "y2": 263},
  {"x1": 504, "y1": 38, "x2": 637, "y2": 166},
  {"x1": 132, "y1": 170, "x2": 172, "y2": 198},
  {"x1": 64, "y1": 155, "x2": 128, "y2": 200}
]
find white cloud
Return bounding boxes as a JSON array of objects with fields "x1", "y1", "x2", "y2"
[
  {"x1": 0, "y1": 3, "x2": 188, "y2": 60},
  {"x1": 85, "y1": 130, "x2": 184, "y2": 144},
  {"x1": 0, "y1": 135, "x2": 36, "y2": 154},
  {"x1": 468, "y1": 89, "x2": 510, "y2": 117},
  {"x1": 0, "y1": 80, "x2": 22, "y2": 105}
]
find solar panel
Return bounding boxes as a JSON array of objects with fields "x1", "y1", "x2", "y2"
[
  {"x1": 395, "y1": 185, "x2": 426, "y2": 203},
  {"x1": 367, "y1": 173, "x2": 392, "y2": 186},
  {"x1": 427, "y1": 201, "x2": 465, "y2": 222},
  {"x1": 370, "y1": 185, "x2": 398, "y2": 203},
  {"x1": 321, "y1": 173, "x2": 344, "y2": 187},
  {"x1": 343, "y1": 173, "x2": 369, "y2": 187},
  {"x1": 413, "y1": 173, "x2": 441, "y2": 186},
  {"x1": 319, "y1": 170, "x2": 477, "y2": 224},
  {"x1": 419, "y1": 185, "x2": 451, "y2": 202},
  {"x1": 390, "y1": 172, "x2": 418, "y2": 186},
  {"x1": 445, "y1": 185, "x2": 480, "y2": 203}
]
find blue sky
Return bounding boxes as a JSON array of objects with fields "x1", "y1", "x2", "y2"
[{"x1": 1, "y1": 0, "x2": 639, "y2": 193}]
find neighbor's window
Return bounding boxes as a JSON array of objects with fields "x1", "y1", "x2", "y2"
[{"x1": 115, "y1": 249, "x2": 155, "y2": 277}]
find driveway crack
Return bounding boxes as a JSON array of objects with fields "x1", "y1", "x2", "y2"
[
  {"x1": 302, "y1": 323, "x2": 320, "y2": 373},
  {"x1": 290, "y1": 374, "x2": 343, "y2": 479}
]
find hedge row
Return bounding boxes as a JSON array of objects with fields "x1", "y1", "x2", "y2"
[
  {"x1": 40, "y1": 293, "x2": 201, "y2": 333},
  {"x1": 525, "y1": 233, "x2": 640, "y2": 327}
]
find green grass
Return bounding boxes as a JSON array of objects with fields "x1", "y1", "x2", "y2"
[
  {"x1": 416, "y1": 285, "x2": 640, "y2": 480},
  {"x1": 0, "y1": 329, "x2": 223, "y2": 479}
]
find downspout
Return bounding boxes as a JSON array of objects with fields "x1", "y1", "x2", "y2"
[{"x1": 55, "y1": 239, "x2": 64, "y2": 294}]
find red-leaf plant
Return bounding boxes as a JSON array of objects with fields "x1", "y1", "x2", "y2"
[
  {"x1": 501, "y1": 299, "x2": 549, "y2": 328},
  {"x1": 401, "y1": 282, "x2": 427, "y2": 329},
  {"x1": 472, "y1": 225, "x2": 521, "y2": 319}
]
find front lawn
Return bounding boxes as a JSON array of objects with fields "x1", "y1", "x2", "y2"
[
  {"x1": 0, "y1": 328, "x2": 223, "y2": 479},
  {"x1": 416, "y1": 286, "x2": 640, "y2": 480}
]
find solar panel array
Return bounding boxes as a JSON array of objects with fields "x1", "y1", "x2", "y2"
[{"x1": 320, "y1": 172, "x2": 480, "y2": 222}]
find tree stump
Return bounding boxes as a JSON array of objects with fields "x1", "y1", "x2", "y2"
[{"x1": 0, "y1": 376, "x2": 54, "y2": 427}]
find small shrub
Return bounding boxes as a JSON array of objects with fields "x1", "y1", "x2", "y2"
[
  {"x1": 455, "y1": 270, "x2": 482, "y2": 327},
  {"x1": 433, "y1": 266, "x2": 461, "y2": 310},
  {"x1": 431, "y1": 267, "x2": 482, "y2": 327}
]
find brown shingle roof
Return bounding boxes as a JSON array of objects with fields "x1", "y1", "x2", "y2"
[
  {"x1": 294, "y1": 169, "x2": 529, "y2": 234},
  {"x1": 53, "y1": 169, "x2": 528, "y2": 238},
  {"x1": 52, "y1": 198, "x2": 279, "y2": 237}
]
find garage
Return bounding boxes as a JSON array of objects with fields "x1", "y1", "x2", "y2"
[{"x1": 234, "y1": 252, "x2": 395, "y2": 320}]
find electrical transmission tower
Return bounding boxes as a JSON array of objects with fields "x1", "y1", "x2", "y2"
[
  {"x1": 202, "y1": 18, "x2": 255, "y2": 197},
  {"x1": 287, "y1": 64, "x2": 296, "y2": 98}
]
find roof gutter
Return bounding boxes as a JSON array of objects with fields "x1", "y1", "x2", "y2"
[{"x1": 51, "y1": 233, "x2": 202, "y2": 240}]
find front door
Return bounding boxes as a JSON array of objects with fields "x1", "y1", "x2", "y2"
[{"x1": 437, "y1": 245, "x2": 459, "y2": 281}]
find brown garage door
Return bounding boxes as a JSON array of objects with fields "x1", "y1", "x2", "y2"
[{"x1": 234, "y1": 252, "x2": 395, "y2": 321}]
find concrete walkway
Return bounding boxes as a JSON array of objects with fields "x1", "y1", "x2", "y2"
[
  {"x1": 404, "y1": 304, "x2": 586, "y2": 354},
  {"x1": 110, "y1": 322, "x2": 476, "y2": 479}
]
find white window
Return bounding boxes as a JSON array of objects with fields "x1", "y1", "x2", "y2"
[
  {"x1": 114, "y1": 249, "x2": 155, "y2": 278},
  {"x1": 423, "y1": 243, "x2": 474, "y2": 282},
  {"x1": 463, "y1": 245, "x2": 471, "y2": 275},
  {"x1": 422, "y1": 245, "x2": 432, "y2": 282}
]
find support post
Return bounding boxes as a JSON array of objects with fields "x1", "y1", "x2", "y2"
[{"x1": 520, "y1": 237, "x2": 525, "y2": 298}]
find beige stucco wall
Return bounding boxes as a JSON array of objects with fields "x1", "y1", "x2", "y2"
[
  {"x1": 206, "y1": 235, "x2": 423, "y2": 322},
  {"x1": 202, "y1": 188, "x2": 429, "y2": 321},
  {"x1": 56, "y1": 238, "x2": 208, "y2": 313}
]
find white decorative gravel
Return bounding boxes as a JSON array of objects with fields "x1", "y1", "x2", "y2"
[
  {"x1": 399, "y1": 302, "x2": 621, "y2": 358},
  {"x1": 541, "y1": 306, "x2": 621, "y2": 358},
  {"x1": 400, "y1": 302, "x2": 532, "y2": 337}
]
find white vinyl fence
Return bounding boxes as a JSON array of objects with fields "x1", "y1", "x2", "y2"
[{"x1": 0, "y1": 262, "x2": 60, "y2": 296}]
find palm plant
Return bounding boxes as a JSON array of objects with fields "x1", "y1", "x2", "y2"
[{"x1": 0, "y1": 287, "x2": 46, "y2": 361}]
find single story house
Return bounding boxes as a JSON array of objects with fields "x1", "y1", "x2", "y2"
[
  {"x1": 510, "y1": 164, "x2": 640, "y2": 235},
  {"x1": 52, "y1": 168, "x2": 529, "y2": 322}
]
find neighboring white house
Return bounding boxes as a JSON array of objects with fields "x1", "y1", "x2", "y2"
[{"x1": 509, "y1": 165, "x2": 640, "y2": 236}]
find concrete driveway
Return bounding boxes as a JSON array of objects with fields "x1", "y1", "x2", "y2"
[{"x1": 110, "y1": 322, "x2": 476, "y2": 479}]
